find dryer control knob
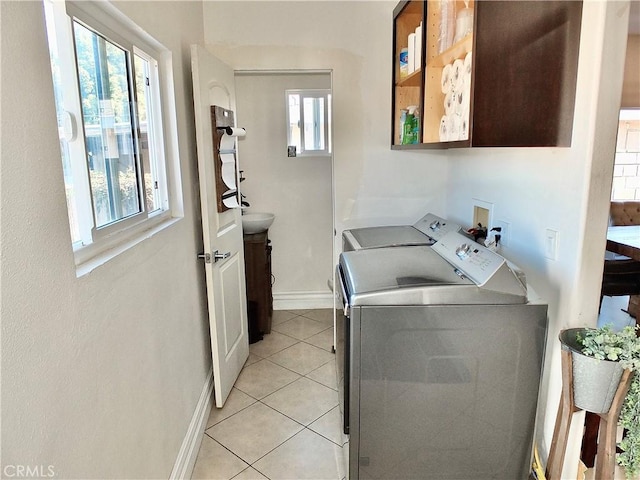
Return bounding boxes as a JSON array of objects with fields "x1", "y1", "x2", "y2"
[
  {"x1": 455, "y1": 243, "x2": 471, "y2": 259},
  {"x1": 429, "y1": 220, "x2": 441, "y2": 231}
]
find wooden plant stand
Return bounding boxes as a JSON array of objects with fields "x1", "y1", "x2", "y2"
[{"x1": 546, "y1": 348, "x2": 633, "y2": 480}]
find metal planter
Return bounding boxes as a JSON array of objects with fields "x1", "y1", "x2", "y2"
[{"x1": 559, "y1": 328, "x2": 625, "y2": 414}]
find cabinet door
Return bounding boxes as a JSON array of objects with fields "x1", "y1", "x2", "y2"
[
  {"x1": 392, "y1": 1, "x2": 425, "y2": 147},
  {"x1": 423, "y1": 0, "x2": 474, "y2": 145},
  {"x1": 244, "y1": 232, "x2": 270, "y2": 339},
  {"x1": 471, "y1": 0, "x2": 581, "y2": 147}
]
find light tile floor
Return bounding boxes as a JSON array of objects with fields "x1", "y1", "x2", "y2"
[{"x1": 191, "y1": 309, "x2": 346, "y2": 480}]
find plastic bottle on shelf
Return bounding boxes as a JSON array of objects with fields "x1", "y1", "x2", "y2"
[
  {"x1": 399, "y1": 109, "x2": 408, "y2": 144},
  {"x1": 402, "y1": 110, "x2": 414, "y2": 145},
  {"x1": 415, "y1": 22, "x2": 423, "y2": 69},
  {"x1": 438, "y1": 0, "x2": 456, "y2": 54},
  {"x1": 400, "y1": 48, "x2": 409, "y2": 78},
  {"x1": 408, "y1": 32, "x2": 416, "y2": 74},
  {"x1": 411, "y1": 106, "x2": 420, "y2": 143},
  {"x1": 402, "y1": 106, "x2": 419, "y2": 144},
  {"x1": 454, "y1": 1, "x2": 473, "y2": 43}
]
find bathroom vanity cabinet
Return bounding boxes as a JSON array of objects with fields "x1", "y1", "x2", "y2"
[
  {"x1": 243, "y1": 231, "x2": 273, "y2": 343},
  {"x1": 392, "y1": 0, "x2": 582, "y2": 149}
]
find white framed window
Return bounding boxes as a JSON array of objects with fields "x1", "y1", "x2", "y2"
[
  {"x1": 44, "y1": 0, "x2": 178, "y2": 268},
  {"x1": 286, "y1": 89, "x2": 332, "y2": 157}
]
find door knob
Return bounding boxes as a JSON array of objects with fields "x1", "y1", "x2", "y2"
[
  {"x1": 197, "y1": 253, "x2": 211, "y2": 263},
  {"x1": 197, "y1": 251, "x2": 230, "y2": 263},
  {"x1": 213, "y1": 250, "x2": 231, "y2": 262}
]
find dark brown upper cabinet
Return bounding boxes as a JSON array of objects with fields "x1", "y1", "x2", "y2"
[{"x1": 392, "y1": 0, "x2": 582, "y2": 149}]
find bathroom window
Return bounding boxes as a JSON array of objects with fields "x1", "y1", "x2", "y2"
[
  {"x1": 286, "y1": 89, "x2": 331, "y2": 157},
  {"x1": 44, "y1": 0, "x2": 179, "y2": 269}
]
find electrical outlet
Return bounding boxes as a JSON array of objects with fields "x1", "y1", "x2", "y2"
[
  {"x1": 495, "y1": 220, "x2": 510, "y2": 247},
  {"x1": 545, "y1": 229, "x2": 558, "y2": 260}
]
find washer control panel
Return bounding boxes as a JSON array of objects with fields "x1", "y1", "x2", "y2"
[
  {"x1": 413, "y1": 213, "x2": 461, "y2": 241},
  {"x1": 432, "y1": 231, "x2": 506, "y2": 286}
]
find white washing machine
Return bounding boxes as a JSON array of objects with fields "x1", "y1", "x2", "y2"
[
  {"x1": 335, "y1": 231, "x2": 548, "y2": 479},
  {"x1": 342, "y1": 212, "x2": 462, "y2": 252}
]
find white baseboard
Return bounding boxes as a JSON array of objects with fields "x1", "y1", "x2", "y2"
[
  {"x1": 273, "y1": 291, "x2": 334, "y2": 310},
  {"x1": 170, "y1": 369, "x2": 213, "y2": 480}
]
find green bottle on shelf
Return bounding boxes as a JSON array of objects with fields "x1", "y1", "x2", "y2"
[{"x1": 402, "y1": 105, "x2": 419, "y2": 144}]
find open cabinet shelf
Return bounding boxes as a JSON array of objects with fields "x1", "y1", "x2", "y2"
[{"x1": 391, "y1": 0, "x2": 582, "y2": 149}]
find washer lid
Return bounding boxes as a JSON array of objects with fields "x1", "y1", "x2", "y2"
[
  {"x1": 345, "y1": 226, "x2": 433, "y2": 250},
  {"x1": 339, "y1": 241, "x2": 528, "y2": 306},
  {"x1": 340, "y1": 245, "x2": 471, "y2": 294}
]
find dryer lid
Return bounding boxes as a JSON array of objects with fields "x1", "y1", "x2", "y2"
[{"x1": 346, "y1": 226, "x2": 433, "y2": 250}]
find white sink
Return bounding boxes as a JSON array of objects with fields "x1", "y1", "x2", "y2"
[{"x1": 242, "y1": 212, "x2": 275, "y2": 234}]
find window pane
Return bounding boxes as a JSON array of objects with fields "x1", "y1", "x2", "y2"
[
  {"x1": 288, "y1": 93, "x2": 301, "y2": 153},
  {"x1": 44, "y1": 1, "x2": 81, "y2": 243},
  {"x1": 134, "y1": 54, "x2": 160, "y2": 213},
  {"x1": 303, "y1": 96, "x2": 325, "y2": 151},
  {"x1": 73, "y1": 22, "x2": 141, "y2": 228}
]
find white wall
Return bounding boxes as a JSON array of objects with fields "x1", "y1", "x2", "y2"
[
  {"x1": 1, "y1": 1, "x2": 209, "y2": 477},
  {"x1": 202, "y1": 1, "x2": 450, "y2": 272},
  {"x1": 235, "y1": 73, "x2": 334, "y2": 306}
]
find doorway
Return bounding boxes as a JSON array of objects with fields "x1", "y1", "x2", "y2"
[
  {"x1": 598, "y1": 10, "x2": 640, "y2": 331},
  {"x1": 234, "y1": 71, "x2": 334, "y2": 310}
]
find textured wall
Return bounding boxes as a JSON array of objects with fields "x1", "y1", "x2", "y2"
[
  {"x1": 622, "y1": 35, "x2": 640, "y2": 107},
  {"x1": 1, "y1": 1, "x2": 209, "y2": 477}
]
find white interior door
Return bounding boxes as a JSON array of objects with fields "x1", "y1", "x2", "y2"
[{"x1": 191, "y1": 45, "x2": 249, "y2": 408}]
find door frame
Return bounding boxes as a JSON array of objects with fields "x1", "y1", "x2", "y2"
[{"x1": 233, "y1": 68, "x2": 337, "y2": 345}]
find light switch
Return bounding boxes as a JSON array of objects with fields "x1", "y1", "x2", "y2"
[{"x1": 545, "y1": 229, "x2": 558, "y2": 260}]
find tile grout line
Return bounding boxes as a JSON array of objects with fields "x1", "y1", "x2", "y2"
[
  {"x1": 239, "y1": 421, "x2": 341, "y2": 474},
  {"x1": 201, "y1": 431, "x2": 257, "y2": 478},
  {"x1": 207, "y1": 394, "x2": 342, "y2": 469},
  {"x1": 242, "y1": 353, "x2": 335, "y2": 384},
  {"x1": 251, "y1": 323, "x2": 332, "y2": 352},
  {"x1": 204, "y1": 406, "x2": 303, "y2": 478},
  {"x1": 237, "y1": 365, "x2": 336, "y2": 406},
  {"x1": 206, "y1": 361, "x2": 336, "y2": 430},
  {"x1": 256, "y1": 333, "x2": 333, "y2": 357},
  {"x1": 196, "y1": 310, "x2": 341, "y2": 480}
]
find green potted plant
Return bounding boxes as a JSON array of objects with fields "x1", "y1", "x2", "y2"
[{"x1": 560, "y1": 325, "x2": 640, "y2": 479}]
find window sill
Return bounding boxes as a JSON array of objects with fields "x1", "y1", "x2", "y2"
[
  {"x1": 294, "y1": 153, "x2": 332, "y2": 158},
  {"x1": 74, "y1": 215, "x2": 182, "y2": 277}
]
